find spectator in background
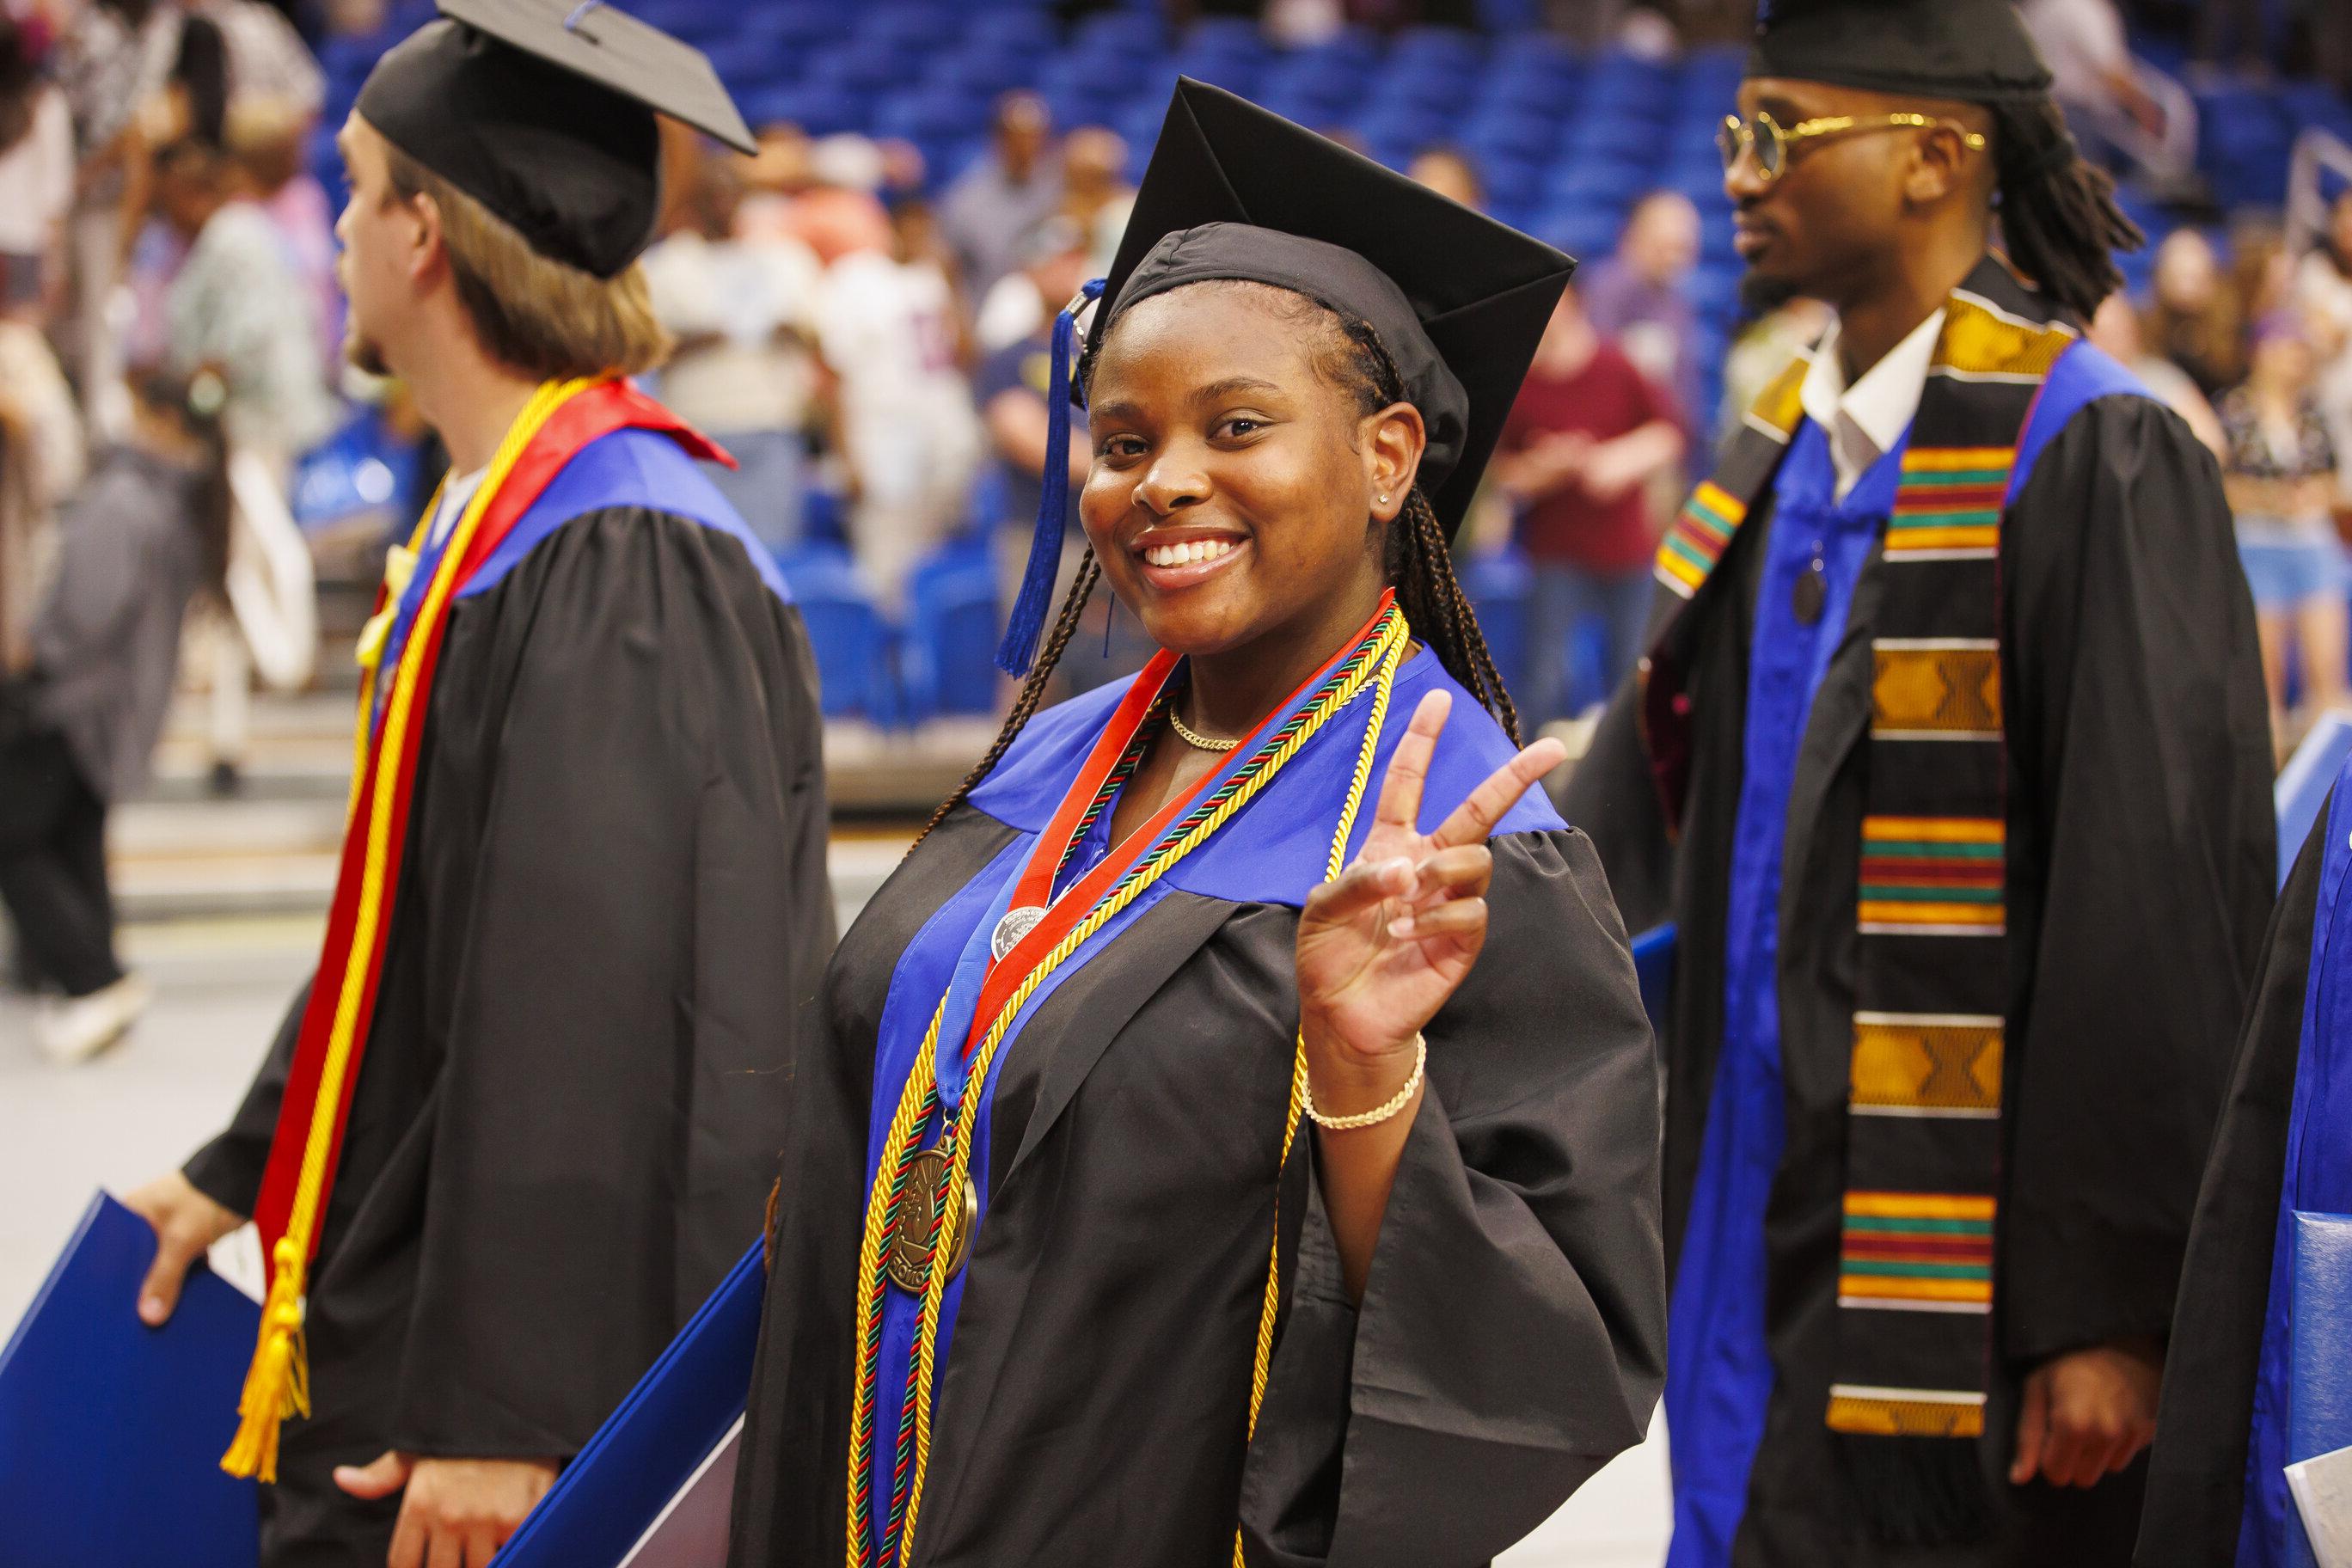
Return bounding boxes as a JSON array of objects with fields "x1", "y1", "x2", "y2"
[
  {"x1": 0, "y1": 15, "x2": 74, "y2": 322},
  {"x1": 0, "y1": 236, "x2": 89, "y2": 722},
  {"x1": 973, "y1": 218, "x2": 1152, "y2": 694},
  {"x1": 2296, "y1": 189, "x2": 2352, "y2": 476},
  {"x1": 151, "y1": 135, "x2": 331, "y2": 461},
  {"x1": 2088, "y1": 291, "x2": 2227, "y2": 455},
  {"x1": 822, "y1": 194, "x2": 983, "y2": 608},
  {"x1": 226, "y1": 99, "x2": 340, "y2": 374},
  {"x1": 940, "y1": 90, "x2": 1057, "y2": 300},
  {"x1": 187, "y1": 0, "x2": 322, "y2": 122},
  {"x1": 1408, "y1": 145, "x2": 1484, "y2": 210},
  {"x1": 785, "y1": 132, "x2": 892, "y2": 267},
  {"x1": 1715, "y1": 292, "x2": 1832, "y2": 449},
  {"x1": 736, "y1": 119, "x2": 815, "y2": 240},
  {"x1": 1, "y1": 370, "x2": 221, "y2": 1062},
  {"x1": 1059, "y1": 125, "x2": 1133, "y2": 277},
  {"x1": 976, "y1": 211, "x2": 1084, "y2": 355},
  {"x1": 2220, "y1": 314, "x2": 2348, "y2": 748},
  {"x1": 642, "y1": 152, "x2": 830, "y2": 551},
  {"x1": 2149, "y1": 226, "x2": 2249, "y2": 397},
  {"x1": 1494, "y1": 283, "x2": 1684, "y2": 731},
  {"x1": 53, "y1": 0, "x2": 180, "y2": 433},
  {"x1": 1580, "y1": 188, "x2": 1704, "y2": 440},
  {"x1": 2020, "y1": 0, "x2": 2188, "y2": 186}
]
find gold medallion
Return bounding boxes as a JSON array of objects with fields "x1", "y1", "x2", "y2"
[{"x1": 884, "y1": 1147, "x2": 977, "y2": 1293}]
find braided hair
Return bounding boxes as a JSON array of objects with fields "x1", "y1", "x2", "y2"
[
  {"x1": 913, "y1": 281, "x2": 1522, "y2": 847},
  {"x1": 1988, "y1": 98, "x2": 2144, "y2": 318}
]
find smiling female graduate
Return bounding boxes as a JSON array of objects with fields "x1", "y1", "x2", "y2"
[{"x1": 726, "y1": 81, "x2": 1667, "y2": 1568}]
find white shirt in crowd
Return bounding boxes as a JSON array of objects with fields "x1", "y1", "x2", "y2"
[
  {"x1": 640, "y1": 229, "x2": 826, "y2": 438},
  {"x1": 0, "y1": 88, "x2": 77, "y2": 258}
]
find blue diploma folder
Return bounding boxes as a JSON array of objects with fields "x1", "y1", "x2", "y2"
[
  {"x1": 2291, "y1": 1211, "x2": 2352, "y2": 1568},
  {"x1": 496, "y1": 1240, "x2": 767, "y2": 1565},
  {"x1": 0, "y1": 1191, "x2": 259, "y2": 1567}
]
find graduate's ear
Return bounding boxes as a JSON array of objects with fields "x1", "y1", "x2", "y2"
[
  {"x1": 1903, "y1": 112, "x2": 1990, "y2": 210},
  {"x1": 406, "y1": 188, "x2": 449, "y2": 287},
  {"x1": 1364, "y1": 401, "x2": 1427, "y2": 528}
]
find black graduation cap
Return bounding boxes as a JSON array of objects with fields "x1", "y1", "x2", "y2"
[
  {"x1": 1749, "y1": 0, "x2": 2053, "y2": 105},
  {"x1": 996, "y1": 77, "x2": 1575, "y2": 675},
  {"x1": 355, "y1": 0, "x2": 756, "y2": 280}
]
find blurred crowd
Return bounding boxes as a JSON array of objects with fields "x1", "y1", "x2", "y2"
[{"x1": 0, "y1": 0, "x2": 2348, "y2": 783}]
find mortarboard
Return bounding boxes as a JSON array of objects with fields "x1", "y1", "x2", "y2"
[
  {"x1": 1749, "y1": 0, "x2": 2053, "y2": 106},
  {"x1": 997, "y1": 78, "x2": 1576, "y2": 676},
  {"x1": 355, "y1": 0, "x2": 756, "y2": 280}
]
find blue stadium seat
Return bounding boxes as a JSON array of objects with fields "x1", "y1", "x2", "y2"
[
  {"x1": 702, "y1": 37, "x2": 796, "y2": 96},
  {"x1": 901, "y1": 541, "x2": 1004, "y2": 720},
  {"x1": 1294, "y1": 27, "x2": 1383, "y2": 72},
  {"x1": 1461, "y1": 109, "x2": 1561, "y2": 162},
  {"x1": 965, "y1": 9, "x2": 1058, "y2": 55},
  {"x1": 1173, "y1": 49, "x2": 1262, "y2": 97},
  {"x1": 775, "y1": 547, "x2": 897, "y2": 721},
  {"x1": 1073, "y1": 11, "x2": 1165, "y2": 59},
  {"x1": 743, "y1": 83, "x2": 864, "y2": 136},
  {"x1": 737, "y1": 4, "x2": 847, "y2": 51},
  {"x1": 874, "y1": 90, "x2": 990, "y2": 144},
  {"x1": 1393, "y1": 24, "x2": 1486, "y2": 74},
  {"x1": 1458, "y1": 548, "x2": 1533, "y2": 701},
  {"x1": 1185, "y1": 16, "x2": 1267, "y2": 55},
  {"x1": 1534, "y1": 204, "x2": 1627, "y2": 261}
]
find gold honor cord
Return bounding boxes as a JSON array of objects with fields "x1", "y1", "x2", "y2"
[
  {"x1": 1232, "y1": 614, "x2": 1400, "y2": 1568},
  {"x1": 221, "y1": 379, "x2": 596, "y2": 1483},
  {"x1": 846, "y1": 610, "x2": 1409, "y2": 1568}
]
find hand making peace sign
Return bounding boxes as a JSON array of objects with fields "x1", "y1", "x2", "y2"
[{"x1": 1295, "y1": 689, "x2": 1571, "y2": 1092}]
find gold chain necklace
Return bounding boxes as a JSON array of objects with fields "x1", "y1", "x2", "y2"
[{"x1": 1167, "y1": 706, "x2": 1242, "y2": 753}]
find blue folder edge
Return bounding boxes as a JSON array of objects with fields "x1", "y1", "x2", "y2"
[
  {"x1": 2289, "y1": 1211, "x2": 2352, "y2": 1568},
  {"x1": 495, "y1": 1239, "x2": 769, "y2": 1565},
  {"x1": 1632, "y1": 922, "x2": 1675, "y2": 1034},
  {"x1": 0, "y1": 1191, "x2": 259, "y2": 1568},
  {"x1": 2278, "y1": 716, "x2": 2352, "y2": 891}
]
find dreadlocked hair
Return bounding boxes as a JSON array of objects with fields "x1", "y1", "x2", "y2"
[
  {"x1": 910, "y1": 279, "x2": 1522, "y2": 849},
  {"x1": 1989, "y1": 98, "x2": 2143, "y2": 318}
]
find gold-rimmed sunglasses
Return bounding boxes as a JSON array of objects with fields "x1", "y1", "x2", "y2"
[{"x1": 1716, "y1": 111, "x2": 1988, "y2": 182}]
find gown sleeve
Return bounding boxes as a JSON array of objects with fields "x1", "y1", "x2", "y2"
[
  {"x1": 1240, "y1": 827, "x2": 1668, "y2": 1567},
  {"x1": 2135, "y1": 810, "x2": 2326, "y2": 1568},
  {"x1": 382, "y1": 507, "x2": 824, "y2": 1459},
  {"x1": 1998, "y1": 394, "x2": 2278, "y2": 1365},
  {"x1": 1558, "y1": 671, "x2": 1675, "y2": 938}
]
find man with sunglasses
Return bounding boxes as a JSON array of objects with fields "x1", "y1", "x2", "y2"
[{"x1": 1567, "y1": 1, "x2": 2275, "y2": 1564}]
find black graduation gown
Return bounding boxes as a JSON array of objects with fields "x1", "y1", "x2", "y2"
[
  {"x1": 1566, "y1": 389, "x2": 2276, "y2": 1565},
  {"x1": 727, "y1": 653, "x2": 1667, "y2": 1568},
  {"x1": 181, "y1": 503, "x2": 833, "y2": 1565},
  {"x1": 2135, "y1": 813, "x2": 2327, "y2": 1568}
]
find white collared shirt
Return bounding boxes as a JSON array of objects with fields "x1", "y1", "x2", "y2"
[{"x1": 1798, "y1": 308, "x2": 1946, "y2": 504}]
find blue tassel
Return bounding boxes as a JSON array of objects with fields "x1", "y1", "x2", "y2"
[{"x1": 995, "y1": 278, "x2": 1106, "y2": 677}]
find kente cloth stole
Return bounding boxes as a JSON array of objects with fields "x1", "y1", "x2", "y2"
[
  {"x1": 1642, "y1": 266, "x2": 2079, "y2": 1447},
  {"x1": 220, "y1": 379, "x2": 731, "y2": 1482}
]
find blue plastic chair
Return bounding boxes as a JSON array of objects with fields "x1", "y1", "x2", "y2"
[
  {"x1": 775, "y1": 547, "x2": 896, "y2": 721},
  {"x1": 1073, "y1": 11, "x2": 1164, "y2": 58},
  {"x1": 901, "y1": 542, "x2": 1004, "y2": 720},
  {"x1": 965, "y1": 9, "x2": 1058, "y2": 53},
  {"x1": 1458, "y1": 548, "x2": 1534, "y2": 701}
]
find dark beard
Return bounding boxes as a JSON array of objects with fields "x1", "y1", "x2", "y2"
[
  {"x1": 1738, "y1": 267, "x2": 1802, "y2": 316},
  {"x1": 344, "y1": 330, "x2": 388, "y2": 378}
]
